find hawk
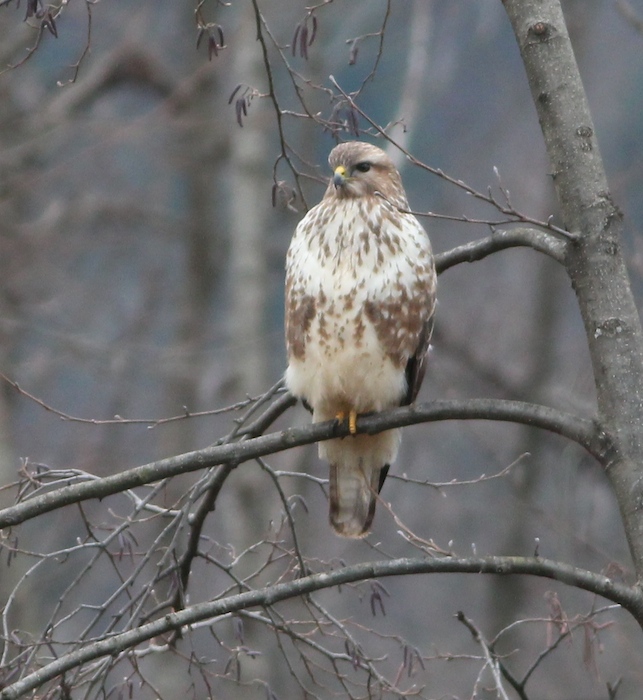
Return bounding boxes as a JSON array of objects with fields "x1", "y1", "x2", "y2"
[{"x1": 285, "y1": 141, "x2": 436, "y2": 538}]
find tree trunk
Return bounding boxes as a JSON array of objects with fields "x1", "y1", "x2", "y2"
[{"x1": 503, "y1": 0, "x2": 643, "y2": 587}]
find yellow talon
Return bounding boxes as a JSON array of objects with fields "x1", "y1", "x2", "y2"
[
  {"x1": 348, "y1": 410, "x2": 357, "y2": 435},
  {"x1": 335, "y1": 410, "x2": 358, "y2": 434}
]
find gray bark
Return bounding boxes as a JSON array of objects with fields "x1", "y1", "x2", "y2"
[{"x1": 503, "y1": 0, "x2": 643, "y2": 584}]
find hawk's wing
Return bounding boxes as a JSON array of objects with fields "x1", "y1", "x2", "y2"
[
  {"x1": 403, "y1": 314, "x2": 434, "y2": 405},
  {"x1": 377, "y1": 313, "x2": 433, "y2": 494}
]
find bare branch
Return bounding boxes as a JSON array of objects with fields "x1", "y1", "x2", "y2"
[
  {"x1": 250, "y1": 0, "x2": 308, "y2": 206},
  {"x1": 456, "y1": 612, "x2": 512, "y2": 700},
  {"x1": 329, "y1": 76, "x2": 576, "y2": 242},
  {"x1": 1, "y1": 554, "x2": 639, "y2": 699},
  {"x1": 345, "y1": 0, "x2": 392, "y2": 92},
  {"x1": 435, "y1": 226, "x2": 568, "y2": 272},
  {"x1": 0, "y1": 372, "x2": 288, "y2": 427},
  {"x1": 56, "y1": 0, "x2": 93, "y2": 86},
  {"x1": 0, "y1": 397, "x2": 605, "y2": 529}
]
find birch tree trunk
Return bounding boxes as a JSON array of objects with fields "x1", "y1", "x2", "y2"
[{"x1": 227, "y1": 7, "x2": 270, "y2": 397}]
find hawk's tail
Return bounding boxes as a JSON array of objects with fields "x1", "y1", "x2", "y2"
[
  {"x1": 320, "y1": 428, "x2": 401, "y2": 538},
  {"x1": 328, "y1": 460, "x2": 384, "y2": 538}
]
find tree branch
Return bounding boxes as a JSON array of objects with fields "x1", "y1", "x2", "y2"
[
  {"x1": 435, "y1": 226, "x2": 567, "y2": 273},
  {"x1": 0, "y1": 397, "x2": 605, "y2": 530},
  {"x1": 456, "y1": 611, "x2": 512, "y2": 700},
  {"x1": 1, "y1": 554, "x2": 640, "y2": 699}
]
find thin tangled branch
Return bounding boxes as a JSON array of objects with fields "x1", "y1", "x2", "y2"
[
  {"x1": 1, "y1": 0, "x2": 76, "y2": 75},
  {"x1": 0, "y1": 371, "x2": 288, "y2": 427},
  {"x1": 56, "y1": 0, "x2": 93, "y2": 85},
  {"x1": 166, "y1": 381, "x2": 291, "y2": 619},
  {"x1": 240, "y1": 0, "x2": 394, "y2": 209},
  {"x1": 456, "y1": 611, "x2": 512, "y2": 700},
  {"x1": 329, "y1": 76, "x2": 576, "y2": 241},
  {"x1": 0, "y1": 555, "x2": 639, "y2": 699},
  {"x1": 456, "y1": 603, "x2": 620, "y2": 700}
]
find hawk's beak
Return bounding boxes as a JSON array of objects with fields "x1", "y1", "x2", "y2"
[{"x1": 333, "y1": 165, "x2": 347, "y2": 189}]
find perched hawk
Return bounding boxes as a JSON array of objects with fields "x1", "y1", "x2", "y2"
[{"x1": 285, "y1": 141, "x2": 436, "y2": 538}]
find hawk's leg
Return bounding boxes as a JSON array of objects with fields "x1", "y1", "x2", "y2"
[{"x1": 335, "y1": 410, "x2": 358, "y2": 435}]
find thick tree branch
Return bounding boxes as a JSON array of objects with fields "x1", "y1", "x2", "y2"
[
  {"x1": 1, "y1": 554, "x2": 640, "y2": 699},
  {"x1": 503, "y1": 0, "x2": 643, "y2": 581},
  {"x1": 0, "y1": 397, "x2": 605, "y2": 530},
  {"x1": 435, "y1": 226, "x2": 567, "y2": 273}
]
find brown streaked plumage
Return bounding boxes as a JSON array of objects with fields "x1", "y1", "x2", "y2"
[{"x1": 285, "y1": 141, "x2": 436, "y2": 537}]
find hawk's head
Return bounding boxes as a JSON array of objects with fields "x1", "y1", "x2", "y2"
[{"x1": 325, "y1": 142, "x2": 407, "y2": 206}]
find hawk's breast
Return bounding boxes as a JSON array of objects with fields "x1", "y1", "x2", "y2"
[{"x1": 285, "y1": 195, "x2": 435, "y2": 417}]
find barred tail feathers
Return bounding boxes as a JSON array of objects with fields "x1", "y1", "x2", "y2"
[{"x1": 322, "y1": 430, "x2": 400, "y2": 538}]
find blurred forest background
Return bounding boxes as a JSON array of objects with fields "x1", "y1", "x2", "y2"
[{"x1": 1, "y1": 0, "x2": 643, "y2": 698}]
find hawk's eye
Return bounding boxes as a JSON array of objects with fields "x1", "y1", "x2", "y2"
[{"x1": 354, "y1": 162, "x2": 371, "y2": 173}]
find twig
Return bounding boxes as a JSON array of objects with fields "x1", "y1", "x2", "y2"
[
  {"x1": 388, "y1": 452, "x2": 529, "y2": 490},
  {"x1": 56, "y1": 0, "x2": 92, "y2": 86},
  {"x1": 0, "y1": 371, "x2": 286, "y2": 426},
  {"x1": 330, "y1": 76, "x2": 576, "y2": 242},
  {"x1": 456, "y1": 611, "x2": 512, "y2": 700}
]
